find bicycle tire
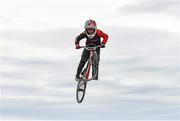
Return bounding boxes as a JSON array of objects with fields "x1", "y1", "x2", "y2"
[{"x1": 76, "y1": 80, "x2": 87, "y2": 103}]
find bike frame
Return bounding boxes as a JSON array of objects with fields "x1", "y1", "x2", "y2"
[
  {"x1": 80, "y1": 45, "x2": 101, "y2": 81},
  {"x1": 85, "y1": 49, "x2": 93, "y2": 80}
]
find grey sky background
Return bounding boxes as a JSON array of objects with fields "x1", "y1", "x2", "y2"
[
  {"x1": 119, "y1": 0, "x2": 180, "y2": 16},
  {"x1": 0, "y1": 0, "x2": 180, "y2": 120}
]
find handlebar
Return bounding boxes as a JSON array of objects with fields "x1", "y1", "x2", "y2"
[{"x1": 79, "y1": 45, "x2": 102, "y2": 51}]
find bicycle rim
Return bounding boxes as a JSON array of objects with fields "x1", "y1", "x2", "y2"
[{"x1": 76, "y1": 80, "x2": 87, "y2": 103}]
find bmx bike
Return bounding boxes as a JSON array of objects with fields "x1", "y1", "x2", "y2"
[{"x1": 76, "y1": 45, "x2": 102, "y2": 103}]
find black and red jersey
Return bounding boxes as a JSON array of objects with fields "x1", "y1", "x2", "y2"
[{"x1": 75, "y1": 29, "x2": 108, "y2": 46}]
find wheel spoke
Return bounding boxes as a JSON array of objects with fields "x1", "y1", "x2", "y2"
[{"x1": 79, "y1": 82, "x2": 85, "y2": 87}]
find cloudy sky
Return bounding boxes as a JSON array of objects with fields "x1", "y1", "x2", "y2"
[{"x1": 0, "y1": 0, "x2": 180, "y2": 120}]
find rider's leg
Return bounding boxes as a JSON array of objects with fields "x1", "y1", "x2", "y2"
[
  {"x1": 76, "y1": 49, "x2": 90, "y2": 79},
  {"x1": 95, "y1": 48, "x2": 100, "y2": 80}
]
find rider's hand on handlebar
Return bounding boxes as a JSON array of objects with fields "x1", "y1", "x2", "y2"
[
  {"x1": 75, "y1": 44, "x2": 80, "y2": 49},
  {"x1": 101, "y1": 43, "x2": 105, "y2": 48}
]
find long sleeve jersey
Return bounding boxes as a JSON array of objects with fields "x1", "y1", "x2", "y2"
[{"x1": 75, "y1": 29, "x2": 108, "y2": 46}]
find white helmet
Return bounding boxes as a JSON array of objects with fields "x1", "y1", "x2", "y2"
[{"x1": 84, "y1": 19, "x2": 97, "y2": 39}]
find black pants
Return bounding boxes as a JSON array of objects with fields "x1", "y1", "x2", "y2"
[{"x1": 76, "y1": 48, "x2": 100, "y2": 78}]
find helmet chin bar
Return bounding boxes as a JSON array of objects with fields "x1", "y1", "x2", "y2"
[{"x1": 85, "y1": 30, "x2": 96, "y2": 39}]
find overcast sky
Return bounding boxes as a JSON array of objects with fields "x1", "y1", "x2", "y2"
[{"x1": 0, "y1": 0, "x2": 180, "y2": 120}]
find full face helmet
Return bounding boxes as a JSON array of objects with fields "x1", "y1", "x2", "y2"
[{"x1": 84, "y1": 19, "x2": 97, "y2": 39}]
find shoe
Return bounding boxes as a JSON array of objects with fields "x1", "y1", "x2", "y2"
[
  {"x1": 93, "y1": 76, "x2": 98, "y2": 80},
  {"x1": 94, "y1": 77, "x2": 98, "y2": 80},
  {"x1": 75, "y1": 75, "x2": 82, "y2": 81}
]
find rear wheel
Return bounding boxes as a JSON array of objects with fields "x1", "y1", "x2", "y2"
[{"x1": 76, "y1": 80, "x2": 87, "y2": 103}]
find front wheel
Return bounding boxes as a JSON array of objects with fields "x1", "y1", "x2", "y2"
[{"x1": 76, "y1": 80, "x2": 87, "y2": 103}]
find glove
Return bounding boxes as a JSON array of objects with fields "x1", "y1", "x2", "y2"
[
  {"x1": 101, "y1": 43, "x2": 105, "y2": 48},
  {"x1": 75, "y1": 44, "x2": 80, "y2": 49}
]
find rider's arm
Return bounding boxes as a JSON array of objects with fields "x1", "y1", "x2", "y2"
[
  {"x1": 75, "y1": 31, "x2": 86, "y2": 45},
  {"x1": 96, "y1": 29, "x2": 108, "y2": 44}
]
